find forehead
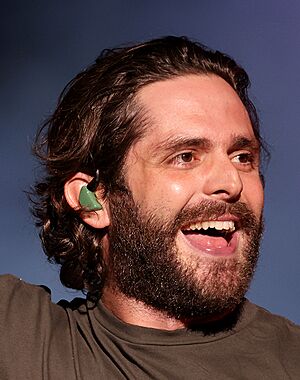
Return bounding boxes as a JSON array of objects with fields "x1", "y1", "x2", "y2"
[{"x1": 135, "y1": 74, "x2": 256, "y2": 148}]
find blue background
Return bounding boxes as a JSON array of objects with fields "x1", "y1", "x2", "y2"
[{"x1": 1, "y1": 1, "x2": 300, "y2": 323}]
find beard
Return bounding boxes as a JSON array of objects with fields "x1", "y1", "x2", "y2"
[{"x1": 107, "y1": 190, "x2": 263, "y2": 322}]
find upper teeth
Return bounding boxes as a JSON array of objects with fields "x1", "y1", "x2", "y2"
[{"x1": 187, "y1": 221, "x2": 235, "y2": 232}]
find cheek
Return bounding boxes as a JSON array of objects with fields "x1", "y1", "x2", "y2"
[
  {"x1": 127, "y1": 162, "x2": 196, "y2": 212},
  {"x1": 243, "y1": 176, "x2": 264, "y2": 217},
  {"x1": 152, "y1": 178, "x2": 195, "y2": 211},
  {"x1": 169, "y1": 182, "x2": 185, "y2": 195},
  {"x1": 138, "y1": 175, "x2": 195, "y2": 213}
]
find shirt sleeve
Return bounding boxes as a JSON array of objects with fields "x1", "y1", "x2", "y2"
[{"x1": 0, "y1": 274, "x2": 73, "y2": 379}]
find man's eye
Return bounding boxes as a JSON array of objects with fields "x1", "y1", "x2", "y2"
[
  {"x1": 173, "y1": 152, "x2": 194, "y2": 164},
  {"x1": 179, "y1": 152, "x2": 194, "y2": 162},
  {"x1": 232, "y1": 153, "x2": 254, "y2": 165}
]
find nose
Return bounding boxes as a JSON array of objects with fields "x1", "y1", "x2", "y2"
[{"x1": 202, "y1": 154, "x2": 243, "y2": 202}]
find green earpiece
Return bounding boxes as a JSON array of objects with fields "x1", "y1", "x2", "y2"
[
  {"x1": 79, "y1": 186, "x2": 102, "y2": 211},
  {"x1": 79, "y1": 169, "x2": 103, "y2": 211}
]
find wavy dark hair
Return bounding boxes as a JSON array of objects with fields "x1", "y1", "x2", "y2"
[{"x1": 32, "y1": 36, "x2": 267, "y2": 300}]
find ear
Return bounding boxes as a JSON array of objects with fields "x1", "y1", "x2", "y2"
[{"x1": 64, "y1": 172, "x2": 110, "y2": 229}]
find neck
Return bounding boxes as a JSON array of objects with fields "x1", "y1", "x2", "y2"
[{"x1": 101, "y1": 286, "x2": 235, "y2": 331}]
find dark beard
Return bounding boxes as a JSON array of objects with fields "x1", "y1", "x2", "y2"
[{"x1": 107, "y1": 190, "x2": 263, "y2": 323}]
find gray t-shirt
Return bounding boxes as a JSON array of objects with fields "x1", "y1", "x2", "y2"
[{"x1": 1, "y1": 274, "x2": 300, "y2": 379}]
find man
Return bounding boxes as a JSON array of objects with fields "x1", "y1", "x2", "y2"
[{"x1": 1, "y1": 36, "x2": 299, "y2": 379}]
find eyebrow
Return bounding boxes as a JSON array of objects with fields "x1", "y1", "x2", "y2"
[
  {"x1": 150, "y1": 134, "x2": 260, "y2": 159},
  {"x1": 229, "y1": 135, "x2": 260, "y2": 153},
  {"x1": 151, "y1": 136, "x2": 212, "y2": 155}
]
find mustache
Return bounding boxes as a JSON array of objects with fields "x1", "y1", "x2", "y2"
[
  {"x1": 173, "y1": 199, "x2": 261, "y2": 233},
  {"x1": 109, "y1": 189, "x2": 263, "y2": 241}
]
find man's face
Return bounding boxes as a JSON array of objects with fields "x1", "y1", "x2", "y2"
[{"x1": 107, "y1": 74, "x2": 264, "y2": 320}]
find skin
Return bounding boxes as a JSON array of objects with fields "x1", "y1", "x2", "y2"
[{"x1": 70, "y1": 74, "x2": 264, "y2": 330}]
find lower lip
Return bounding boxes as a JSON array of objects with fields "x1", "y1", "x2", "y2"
[{"x1": 180, "y1": 230, "x2": 239, "y2": 257}]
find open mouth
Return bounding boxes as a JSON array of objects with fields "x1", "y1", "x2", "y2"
[
  {"x1": 183, "y1": 220, "x2": 235, "y2": 241},
  {"x1": 181, "y1": 220, "x2": 238, "y2": 255}
]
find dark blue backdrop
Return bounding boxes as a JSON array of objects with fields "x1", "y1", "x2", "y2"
[{"x1": 1, "y1": 1, "x2": 300, "y2": 323}]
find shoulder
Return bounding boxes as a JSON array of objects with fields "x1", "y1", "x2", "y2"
[
  {"x1": 245, "y1": 300, "x2": 300, "y2": 346},
  {"x1": 0, "y1": 274, "x2": 83, "y2": 338},
  {"x1": 0, "y1": 274, "x2": 65, "y2": 326},
  {"x1": 0, "y1": 274, "x2": 54, "y2": 315},
  {"x1": 0, "y1": 275, "x2": 73, "y2": 372},
  {"x1": 251, "y1": 302, "x2": 300, "y2": 330},
  {"x1": 0, "y1": 274, "x2": 87, "y2": 327},
  {"x1": 0, "y1": 275, "x2": 84, "y2": 377},
  {"x1": 0, "y1": 273, "x2": 51, "y2": 296}
]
